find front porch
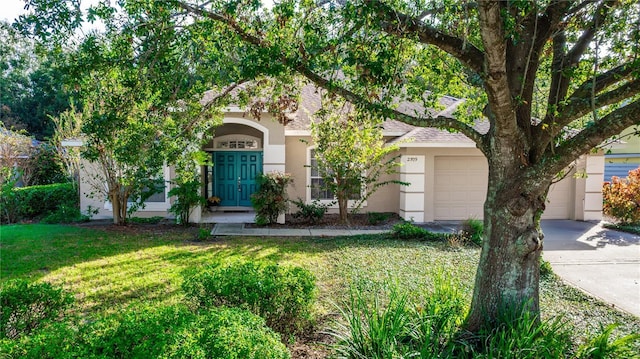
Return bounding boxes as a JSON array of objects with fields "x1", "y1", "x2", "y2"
[{"x1": 200, "y1": 208, "x2": 256, "y2": 223}]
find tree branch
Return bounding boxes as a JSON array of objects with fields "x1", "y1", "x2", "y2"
[
  {"x1": 298, "y1": 67, "x2": 487, "y2": 150},
  {"x1": 547, "y1": 0, "x2": 617, "y2": 108},
  {"x1": 367, "y1": 0, "x2": 484, "y2": 75},
  {"x1": 537, "y1": 99, "x2": 640, "y2": 179},
  {"x1": 477, "y1": 0, "x2": 518, "y2": 138},
  {"x1": 566, "y1": 63, "x2": 636, "y2": 102},
  {"x1": 175, "y1": 0, "x2": 487, "y2": 150},
  {"x1": 560, "y1": 78, "x2": 640, "y2": 125}
]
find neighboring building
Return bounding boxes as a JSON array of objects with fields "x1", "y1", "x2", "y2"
[
  {"x1": 77, "y1": 86, "x2": 605, "y2": 223},
  {"x1": 603, "y1": 126, "x2": 640, "y2": 182}
]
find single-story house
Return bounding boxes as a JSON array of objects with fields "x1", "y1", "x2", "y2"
[
  {"x1": 78, "y1": 85, "x2": 605, "y2": 223},
  {"x1": 603, "y1": 126, "x2": 640, "y2": 182}
]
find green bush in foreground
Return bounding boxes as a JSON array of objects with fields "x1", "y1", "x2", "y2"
[
  {"x1": 1, "y1": 305, "x2": 290, "y2": 359},
  {"x1": 183, "y1": 261, "x2": 316, "y2": 334},
  {"x1": 0, "y1": 279, "x2": 74, "y2": 340}
]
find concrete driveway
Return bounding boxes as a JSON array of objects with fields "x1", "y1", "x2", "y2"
[{"x1": 541, "y1": 220, "x2": 640, "y2": 317}]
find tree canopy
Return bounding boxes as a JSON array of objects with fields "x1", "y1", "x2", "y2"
[{"x1": 17, "y1": 0, "x2": 640, "y2": 331}]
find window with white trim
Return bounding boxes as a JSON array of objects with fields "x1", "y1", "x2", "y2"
[
  {"x1": 214, "y1": 135, "x2": 261, "y2": 150},
  {"x1": 310, "y1": 149, "x2": 334, "y2": 200},
  {"x1": 308, "y1": 148, "x2": 364, "y2": 205}
]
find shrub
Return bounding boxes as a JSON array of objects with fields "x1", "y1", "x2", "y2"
[
  {"x1": 77, "y1": 305, "x2": 195, "y2": 358},
  {"x1": 79, "y1": 305, "x2": 290, "y2": 359},
  {"x1": 251, "y1": 172, "x2": 292, "y2": 225},
  {"x1": 603, "y1": 168, "x2": 640, "y2": 224},
  {"x1": 1, "y1": 305, "x2": 290, "y2": 359},
  {"x1": 168, "y1": 306, "x2": 291, "y2": 359},
  {"x1": 8, "y1": 183, "x2": 79, "y2": 219},
  {"x1": 182, "y1": 261, "x2": 315, "y2": 334},
  {"x1": 40, "y1": 204, "x2": 90, "y2": 224},
  {"x1": 367, "y1": 212, "x2": 391, "y2": 225},
  {"x1": 168, "y1": 177, "x2": 204, "y2": 226},
  {"x1": 23, "y1": 144, "x2": 68, "y2": 186},
  {"x1": 391, "y1": 221, "x2": 442, "y2": 241},
  {"x1": 0, "y1": 322, "x2": 77, "y2": 359},
  {"x1": 460, "y1": 218, "x2": 484, "y2": 245},
  {"x1": 0, "y1": 279, "x2": 74, "y2": 339},
  {"x1": 0, "y1": 169, "x2": 21, "y2": 223},
  {"x1": 292, "y1": 198, "x2": 332, "y2": 224}
]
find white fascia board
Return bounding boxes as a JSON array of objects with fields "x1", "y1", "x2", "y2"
[
  {"x1": 61, "y1": 139, "x2": 85, "y2": 147},
  {"x1": 285, "y1": 130, "x2": 311, "y2": 136},
  {"x1": 223, "y1": 106, "x2": 247, "y2": 113},
  {"x1": 383, "y1": 131, "x2": 409, "y2": 137},
  {"x1": 399, "y1": 142, "x2": 476, "y2": 148},
  {"x1": 285, "y1": 130, "x2": 407, "y2": 137}
]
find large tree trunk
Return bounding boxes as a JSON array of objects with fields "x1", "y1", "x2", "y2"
[{"x1": 464, "y1": 164, "x2": 549, "y2": 332}]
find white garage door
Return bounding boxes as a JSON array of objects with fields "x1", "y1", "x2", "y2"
[
  {"x1": 434, "y1": 156, "x2": 573, "y2": 220},
  {"x1": 434, "y1": 156, "x2": 488, "y2": 220},
  {"x1": 542, "y1": 176, "x2": 573, "y2": 219}
]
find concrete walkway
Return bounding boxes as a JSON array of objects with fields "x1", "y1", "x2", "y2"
[
  {"x1": 211, "y1": 223, "x2": 389, "y2": 237},
  {"x1": 541, "y1": 220, "x2": 640, "y2": 317}
]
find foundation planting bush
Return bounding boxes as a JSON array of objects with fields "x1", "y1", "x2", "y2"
[
  {"x1": 603, "y1": 168, "x2": 640, "y2": 225},
  {"x1": 251, "y1": 172, "x2": 292, "y2": 225},
  {"x1": 182, "y1": 261, "x2": 315, "y2": 334},
  {"x1": 391, "y1": 221, "x2": 442, "y2": 241},
  {"x1": 291, "y1": 198, "x2": 332, "y2": 224},
  {"x1": 0, "y1": 279, "x2": 74, "y2": 340}
]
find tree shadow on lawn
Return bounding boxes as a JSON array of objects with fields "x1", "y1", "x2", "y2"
[{"x1": 1, "y1": 223, "x2": 460, "y2": 283}]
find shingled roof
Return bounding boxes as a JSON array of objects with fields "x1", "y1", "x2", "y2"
[
  {"x1": 284, "y1": 84, "x2": 480, "y2": 145},
  {"x1": 203, "y1": 82, "x2": 481, "y2": 145}
]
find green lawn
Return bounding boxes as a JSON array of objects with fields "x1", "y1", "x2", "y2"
[{"x1": 2, "y1": 223, "x2": 638, "y2": 354}]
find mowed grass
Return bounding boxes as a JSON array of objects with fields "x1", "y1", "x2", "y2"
[{"x1": 2, "y1": 223, "x2": 639, "y2": 352}]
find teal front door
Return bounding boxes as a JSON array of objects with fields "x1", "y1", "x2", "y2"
[{"x1": 214, "y1": 151, "x2": 262, "y2": 207}]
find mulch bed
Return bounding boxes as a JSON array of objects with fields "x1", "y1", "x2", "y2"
[{"x1": 247, "y1": 212, "x2": 404, "y2": 230}]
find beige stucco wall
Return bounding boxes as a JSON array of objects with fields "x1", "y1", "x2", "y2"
[
  {"x1": 284, "y1": 136, "x2": 401, "y2": 215},
  {"x1": 78, "y1": 159, "x2": 174, "y2": 220}
]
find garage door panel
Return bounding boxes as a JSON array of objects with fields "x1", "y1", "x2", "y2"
[
  {"x1": 542, "y1": 177, "x2": 572, "y2": 219},
  {"x1": 435, "y1": 156, "x2": 573, "y2": 220},
  {"x1": 435, "y1": 156, "x2": 488, "y2": 220}
]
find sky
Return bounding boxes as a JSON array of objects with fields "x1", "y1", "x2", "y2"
[{"x1": 0, "y1": 0, "x2": 30, "y2": 23}]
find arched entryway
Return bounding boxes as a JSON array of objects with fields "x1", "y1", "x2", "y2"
[
  {"x1": 203, "y1": 119, "x2": 271, "y2": 209},
  {"x1": 206, "y1": 138, "x2": 263, "y2": 207}
]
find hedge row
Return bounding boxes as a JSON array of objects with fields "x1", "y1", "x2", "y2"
[{"x1": 1, "y1": 182, "x2": 77, "y2": 223}]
